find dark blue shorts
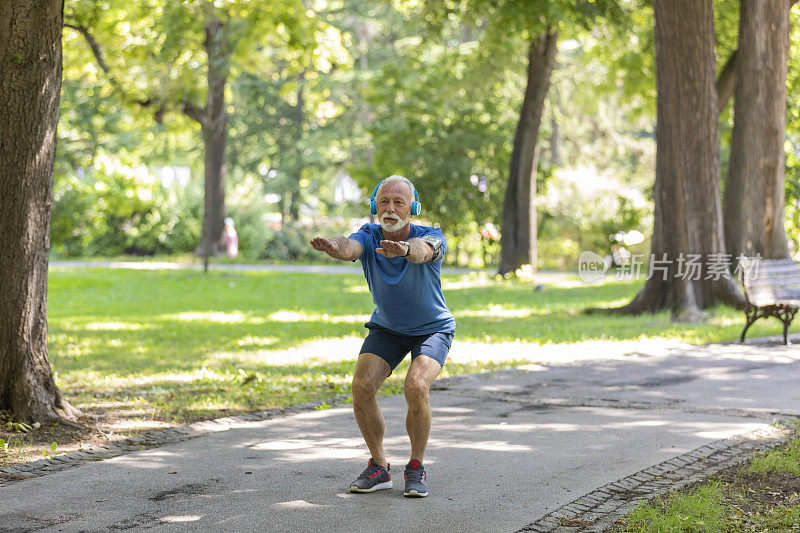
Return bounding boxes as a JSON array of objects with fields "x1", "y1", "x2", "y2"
[{"x1": 359, "y1": 322, "x2": 454, "y2": 372}]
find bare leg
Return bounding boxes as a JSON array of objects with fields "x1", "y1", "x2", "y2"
[
  {"x1": 352, "y1": 353, "x2": 392, "y2": 467},
  {"x1": 404, "y1": 355, "x2": 442, "y2": 462}
]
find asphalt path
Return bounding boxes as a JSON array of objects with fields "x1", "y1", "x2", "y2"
[{"x1": 1, "y1": 338, "x2": 798, "y2": 532}]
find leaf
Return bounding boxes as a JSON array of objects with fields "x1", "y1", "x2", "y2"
[{"x1": 51, "y1": 442, "x2": 58, "y2": 452}]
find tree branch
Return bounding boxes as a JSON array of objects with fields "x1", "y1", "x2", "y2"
[
  {"x1": 63, "y1": 22, "x2": 112, "y2": 75},
  {"x1": 182, "y1": 101, "x2": 206, "y2": 126},
  {"x1": 63, "y1": 20, "x2": 205, "y2": 126}
]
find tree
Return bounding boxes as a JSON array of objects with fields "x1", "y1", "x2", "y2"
[
  {"x1": 352, "y1": 6, "x2": 513, "y2": 246},
  {"x1": 613, "y1": 0, "x2": 743, "y2": 318},
  {"x1": 723, "y1": 0, "x2": 792, "y2": 261},
  {"x1": 438, "y1": 1, "x2": 622, "y2": 276},
  {"x1": 227, "y1": 34, "x2": 351, "y2": 225},
  {"x1": 0, "y1": 0, "x2": 81, "y2": 423},
  {"x1": 497, "y1": 29, "x2": 557, "y2": 275},
  {"x1": 64, "y1": 1, "x2": 341, "y2": 261}
]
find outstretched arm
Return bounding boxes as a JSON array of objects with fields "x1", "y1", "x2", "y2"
[
  {"x1": 377, "y1": 238, "x2": 439, "y2": 263},
  {"x1": 310, "y1": 236, "x2": 364, "y2": 262}
]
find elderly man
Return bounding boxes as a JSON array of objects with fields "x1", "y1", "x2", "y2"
[{"x1": 310, "y1": 175, "x2": 455, "y2": 498}]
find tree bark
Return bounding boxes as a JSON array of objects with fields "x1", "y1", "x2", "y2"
[
  {"x1": 611, "y1": 0, "x2": 743, "y2": 319},
  {"x1": 716, "y1": 49, "x2": 737, "y2": 115},
  {"x1": 724, "y1": 0, "x2": 791, "y2": 261},
  {"x1": 0, "y1": 0, "x2": 81, "y2": 423},
  {"x1": 198, "y1": 11, "x2": 229, "y2": 259},
  {"x1": 498, "y1": 30, "x2": 558, "y2": 276}
]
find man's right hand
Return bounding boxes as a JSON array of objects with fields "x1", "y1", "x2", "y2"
[{"x1": 310, "y1": 237, "x2": 339, "y2": 255}]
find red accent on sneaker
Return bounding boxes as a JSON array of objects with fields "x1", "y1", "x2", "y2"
[{"x1": 410, "y1": 459, "x2": 421, "y2": 469}]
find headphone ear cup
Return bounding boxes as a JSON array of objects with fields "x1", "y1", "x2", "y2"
[
  {"x1": 411, "y1": 201, "x2": 421, "y2": 216},
  {"x1": 370, "y1": 200, "x2": 378, "y2": 215}
]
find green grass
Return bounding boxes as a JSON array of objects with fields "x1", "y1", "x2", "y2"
[
  {"x1": 625, "y1": 483, "x2": 728, "y2": 532},
  {"x1": 618, "y1": 435, "x2": 800, "y2": 533},
  {"x1": 748, "y1": 438, "x2": 800, "y2": 476},
  {"x1": 45, "y1": 268, "x2": 790, "y2": 424}
]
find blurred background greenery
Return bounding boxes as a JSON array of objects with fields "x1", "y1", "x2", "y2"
[{"x1": 53, "y1": 0, "x2": 800, "y2": 269}]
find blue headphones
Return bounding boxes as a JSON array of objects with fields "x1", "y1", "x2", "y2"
[{"x1": 369, "y1": 176, "x2": 421, "y2": 216}]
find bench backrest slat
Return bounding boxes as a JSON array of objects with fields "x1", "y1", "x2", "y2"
[{"x1": 742, "y1": 259, "x2": 800, "y2": 306}]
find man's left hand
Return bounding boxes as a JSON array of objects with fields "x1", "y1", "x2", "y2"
[{"x1": 376, "y1": 240, "x2": 409, "y2": 258}]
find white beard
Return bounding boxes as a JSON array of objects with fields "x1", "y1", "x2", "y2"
[{"x1": 379, "y1": 213, "x2": 409, "y2": 233}]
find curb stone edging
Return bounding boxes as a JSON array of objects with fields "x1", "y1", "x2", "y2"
[
  {"x1": 0, "y1": 395, "x2": 350, "y2": 485},
  {"x1": 515, "y1": 424, "x2": 798, "y2": 533}
]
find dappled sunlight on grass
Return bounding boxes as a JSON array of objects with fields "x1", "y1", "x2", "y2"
[
  {"x1": 45, "y1": 268, "x2": 795, "y2": 425},
  {"x1": 440, "y1": 277, "x2": 494, "y2": 290},
  {"x1": 234, "y1": 335, "x2": 279, "y2": 348},
  {"x1": 455, "y1": 305, "x2": 538, "y2": 318},
  {"x1": 167, "y1": 311, "x2": 256, "y2": 324},
  {"x1": 82, "y1": 321, "x2": 147, "y2": 331},
  {"x1": 267, "y1": 311, "x2": 370, "y2": 323}
]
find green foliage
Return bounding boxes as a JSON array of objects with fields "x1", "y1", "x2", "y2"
[
  {"x1": 52, "y1": 0, "x2": 800, "y2": 268},
  {"x1": 355, "y1": 16, "x2": 513, "y2": 236},
  {"x1": 538, "y1": 168, "x2": 651, "y2": 267},
  {"x1": 785, "y1": 6, "x2": 800, "y2": 256},
  {"x1": 51, "y1": 153, "x2": 202, "y2": 257}
]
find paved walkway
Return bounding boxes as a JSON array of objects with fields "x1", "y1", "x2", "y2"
[{"x1": 1, "y1": 337, "x2": 798, "y2": 532}]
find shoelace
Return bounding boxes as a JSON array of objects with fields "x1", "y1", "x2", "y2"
[
  {"x1": 360, "y1": 461, "x2": 384, "y2": 479},
  {"x1": 405, "y1": 466, "x2": 424, "y2": 482}
]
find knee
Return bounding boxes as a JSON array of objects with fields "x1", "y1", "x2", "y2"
[
  {"x1": 351, "y1": 377, "x2": 378, "y2": 402},
  {"x1": 404, "y1": 376, "x2": 429, "y2": 404}
]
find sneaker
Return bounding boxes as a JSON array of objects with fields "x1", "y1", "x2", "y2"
[
  {"x1": 403, "y1": 459, "x2": 428, "y2": 497},
  {"x1": 349, "y1": 459, "x2": 392, "y2": 493}
]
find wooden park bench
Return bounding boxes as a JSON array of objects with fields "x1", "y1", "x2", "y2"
[{"x1": 740, "y1": 258, "x2": 800, "y2": 345}]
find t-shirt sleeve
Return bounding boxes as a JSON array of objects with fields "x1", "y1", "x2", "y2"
[{"x1": 347, "y1": 224, "x2": 372, "y2": 262}]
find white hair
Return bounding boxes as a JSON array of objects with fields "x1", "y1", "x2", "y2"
[{"x1": 376, "y1": 175, "x2": 415, "y2": 200}]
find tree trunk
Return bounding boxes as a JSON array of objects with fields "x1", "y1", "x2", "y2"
[
  {"x1": 613, "y1": 0, "x2": 744, "y2": 319},
  {"x1": 198, "y1": 12, "x2": 229, "y2": 259},
  {"x1": 724, "y1": 0, "x2": 790, "y2": 261},
  {"x1": 0, "y1": 0, "x2": 80, "y2": 423},
  {"x1": 283, "y1": 73, "x2": 306, "y2": 225},
  {"x1": 498, "y1": 30, "x2": 558, "y2": 276},
  {"x1": 716, "y1": 49, "x2": 737, "y2": 115},
  {"x1": 549, "y1": 116, "x2": 561, "y2": 167}
]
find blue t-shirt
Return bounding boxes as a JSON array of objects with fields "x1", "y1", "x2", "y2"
[{"x1": 348, "y1": 223, "x2": 456, "y2": 335}]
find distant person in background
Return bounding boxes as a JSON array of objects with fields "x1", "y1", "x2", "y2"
[
  {"x1": 310, "y1": 175, "x2": 455, "y2": 498},
  {"x1": 224, "y1": 217, "x2": 238, "y2": 258}
]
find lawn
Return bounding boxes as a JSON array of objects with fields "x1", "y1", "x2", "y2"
[
  {"x1": 616, "y1": 428, "x2": 800, "y2": 532},
  {"x1": 0, "y1": 266, "x2": 791, "y2": 465},
  {"x1": 45, "y1": 267, "x2": 786, "y2": 425}
]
